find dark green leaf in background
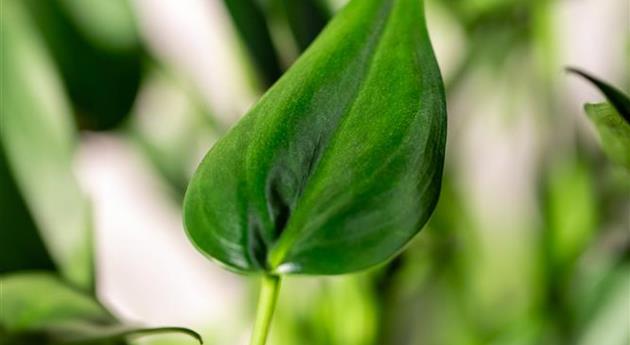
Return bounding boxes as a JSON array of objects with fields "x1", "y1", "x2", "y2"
[
  {"x1": 21, "y1": 0, "x2": 143, "y2": 131},
  {"x1": 0, "y1": 145, "x2": 56, "y2": 275},
  {"x1": 184, "y1": 0, "x2": 446, "y2": 275},
  {"x1": 280, "y1": 0, "x2": 331, "y2": 51},
  {"x1": 223, "y1": 0, "x2": 284, "y2": 86}
]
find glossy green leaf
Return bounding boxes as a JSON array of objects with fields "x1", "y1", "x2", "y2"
[
  {"x1": 568, "y1": 69, "x2": 630, "y2": 170},
  {"x1": 0, "y1": 273, "x2": 203, "y2": 345},
  {"x1": 184, "y1": 0, "x2": 446, "y2": 275},
  {"x1": 0, "y1": 0, "x2": 93, "y2": 289},
  {"x1": 223, "y1": 0, "x2": 283, "y2": 86}
]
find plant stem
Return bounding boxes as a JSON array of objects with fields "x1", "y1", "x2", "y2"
[{"x1": 249, "y1": 274, "x2": 281, "y2": 345}]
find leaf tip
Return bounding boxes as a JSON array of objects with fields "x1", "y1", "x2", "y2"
[{"x1": 565, "y1": 66, "x2": 591, "y2": 81}]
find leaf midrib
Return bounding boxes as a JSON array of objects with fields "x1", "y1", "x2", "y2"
[{"x1": 266, "y1": 0, "x2": 401, "y2": 272}]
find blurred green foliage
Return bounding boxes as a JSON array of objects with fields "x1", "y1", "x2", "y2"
[
  {"x1": 1, "y1": 0, "x2": 93, "y2": 289},
  {"x1": 22, "y1": 0, "x2": 143, "y2": 130},
  {"x1": 1, "y1": 0, "x2": 203, "y2": 343},
  {"x1": 0, "y1": 143, "x2": 55, "y2": 275},
  {"x1": 584, "y1": 103, "x2": 630, "y2": 170},
  {"x1": 0, "y1": 272, "x2": 201, "y2": 345},
  {"x1": 1, "y1": 0, "x2": 628, "y2": 344},
  {"x1": 223, "y1": 0, "x2": 283, "y2": 86}
]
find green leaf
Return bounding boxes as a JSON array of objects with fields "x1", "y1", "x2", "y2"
[
  {"x1": 0, "y1": 143, "x2": 56, "y2": 274},
  {"x1": 223, "y1": 0, "x2": 283, "y2": 86},
  {"x1": 56, "y1": 0, "x2": 139, "y2": 52},
  {"x1": 22, "y1": 0, "x2": 142, "y2": 130},
  {"x1": 184, "y1": 0, "x2": 446, "y2": 275},
  {"x1": 0, "y1": 0, "x2": 93, "y2": 289},
  {"x1": 568, "y1": 68, "x2": 630, "y2": 124},
  {"x1": 542, "y1": 159, "x2": 597, "y2": 269},
  {"x1": 0, "y1": 272, "x2": 203, "y2": 345},
  {"x1": 128, "y1": 67, "x2": 220, "y2": 197},
  {"x1": 584, "y1": 103, "x2": 630, "y2": 170},
  {"x1": 0, "y1": 273, "x2": 114, "y2": 332},
  {"x1": 568, "y1": 68, "x2": 630, "y2": 170},
  {"x1": 577, "y1": 264, "x2": 630, "y2": 345}
]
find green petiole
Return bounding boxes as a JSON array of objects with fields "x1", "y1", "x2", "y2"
[{"x1": 249, "y1": 275, "x2": 282, "y2": 345}]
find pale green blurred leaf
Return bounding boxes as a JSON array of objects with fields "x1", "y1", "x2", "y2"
[
  {"x1": 58, "y1": 0, "x2": 139, "y2": 51},
  {"x1": 545, "y1": 159, "x2": 597, "y2": 267},
  {"x1": 0, "y1": 273, "x2": 112, "y2": 332},
  {"x1": 0, "y1": 0, "x2": 92, "y2": 289},
  {"x1": 271, "y1": 275, "x2": 377, "y2": 345},
  {"x1": 577, "y1": 264, "x2": 630, "y2": 345},
  {"x1": 568, "y1": 68, "x2": 630, "y2": 171},
  {"x1": 128, "y1": 67, "x2": 219, "y2": 195},
  {"x1": 584, "y1": 103, "x2": 630, "y2": 171},
  {"x1": 0, "y1": 272, "x2": 203, "y2": 345}
]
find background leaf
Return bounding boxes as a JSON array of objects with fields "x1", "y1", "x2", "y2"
[
  {"x1": 0, "y1": 0, "x2": 93, "y2": 290},
  {"x1": 0, "y1": 273, "x2": 113, "y2": 332},
  {"x1": 568, "y1": 68, "x2": 630, "y2": 124},
  {"x1": 55, "y1": 0, "x2": 139, "y2": 52},
  {"x1": 21, "y1": 0, "x2": 143, "y2": 130},
  {"x1": 279, "y1": 0, "x2": 330, "y2": 51},
  {"x1": 222, "y1": 0, "x2": 283, "y2": 86},
  {"x1": 0, "y1": 144, "x2": 56, "y2": 274},
  {"x1": 0, "y1": 272, "x2": 203, "y2": 345},
  {"x1": 568, "y1": 69, "x2": 630, "y2": 171},
  {"x1": 583, "y1": 103, "x2": 630, "y2": 171}
]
